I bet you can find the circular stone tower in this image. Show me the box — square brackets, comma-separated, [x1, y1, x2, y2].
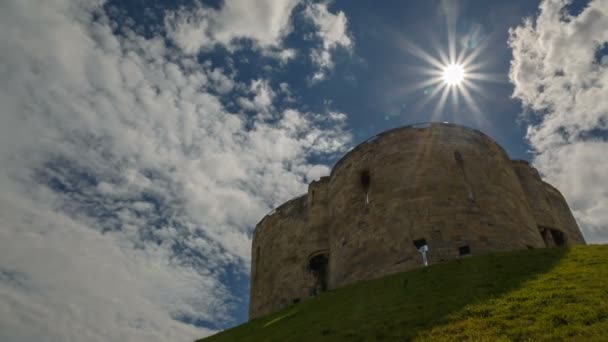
[249, 122, 585, 320]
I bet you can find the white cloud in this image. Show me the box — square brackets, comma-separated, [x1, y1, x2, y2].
[262, 48, 298, 65]
[0, 0, 351, 341]
[237, 79, 276, 113]
[304, 165, 331, 182]
[164, 0, 354, 81]
[165, 0, 300, 55]
[304, 2, 353, 82]
[509, 0, 608, 243]
[207, 67, 236, 94]
[0, 194, 220, 342]
[278, 82, 296, 102]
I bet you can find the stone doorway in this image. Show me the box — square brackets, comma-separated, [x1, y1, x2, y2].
[550, 229, 566, 246]
[308, 252, 329, 294]
[539, 226, 567, 247]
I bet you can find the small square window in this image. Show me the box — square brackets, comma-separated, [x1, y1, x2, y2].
[413, 239, 427, 249]
[458, 245, 471, 256]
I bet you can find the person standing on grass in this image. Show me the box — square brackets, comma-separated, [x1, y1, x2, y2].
[418, 244, 428, 266]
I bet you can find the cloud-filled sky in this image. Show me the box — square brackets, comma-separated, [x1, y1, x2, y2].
[0, 0, 606, 340]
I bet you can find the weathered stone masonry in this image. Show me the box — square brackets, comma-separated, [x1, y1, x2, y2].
[249, 123, 586, 320]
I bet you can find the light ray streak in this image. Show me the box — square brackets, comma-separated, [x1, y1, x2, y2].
[413, 83, 447, 115]
[397, 37, 446, 70]
[460, 83, 481, 115]
[432, 85, 451, 120]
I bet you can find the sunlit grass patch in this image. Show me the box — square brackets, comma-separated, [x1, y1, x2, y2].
[199, 245, 608, 342]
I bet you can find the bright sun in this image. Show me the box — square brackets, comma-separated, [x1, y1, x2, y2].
[442, 63, 465, 86]
[396, 28, 496, 120]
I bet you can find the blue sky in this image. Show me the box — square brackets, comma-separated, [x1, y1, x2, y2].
[0, 0, 607, 341]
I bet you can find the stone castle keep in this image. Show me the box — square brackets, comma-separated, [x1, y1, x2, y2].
[249, 123, 586, 320]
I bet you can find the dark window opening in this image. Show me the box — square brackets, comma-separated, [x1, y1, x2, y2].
[459, 245, 471, 256]
[539, 226, 566, 247]
[308, 254, 329, 293]
[550, 229, 566, 246]
[413, 239, 427, 249]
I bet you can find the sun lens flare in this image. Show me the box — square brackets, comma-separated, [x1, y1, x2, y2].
[395, 24, 498, 121]
[442, 63, 465, 86]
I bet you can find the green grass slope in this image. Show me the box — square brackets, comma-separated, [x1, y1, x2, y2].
[200, 245, 608, 341]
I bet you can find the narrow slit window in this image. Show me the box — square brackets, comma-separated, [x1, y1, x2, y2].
[360, 170, 371, 205]
[454, 151, 464, 168]
[255, 246, 260, 281]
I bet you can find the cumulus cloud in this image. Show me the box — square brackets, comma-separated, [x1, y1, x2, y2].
[165, 0, 300, 55]
[0, 0, 351, 341]
[508, 0, 608, 242]
[164, 0, 354, 79]
[304, 2, 353, 82]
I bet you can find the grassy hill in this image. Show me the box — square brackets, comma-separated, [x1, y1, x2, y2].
[199, 245, 608, 341]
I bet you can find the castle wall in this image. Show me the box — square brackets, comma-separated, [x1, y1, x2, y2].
[249, 178, 331, 320]
[249, 195, 310, 319]
[249, 123, 586, 320]
[511, 161, 585, 244]
[543, 182, 586, 243]
[326, 123, 544, 289]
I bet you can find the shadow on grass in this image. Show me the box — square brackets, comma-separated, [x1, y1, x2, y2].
[199, 247, 569, 342]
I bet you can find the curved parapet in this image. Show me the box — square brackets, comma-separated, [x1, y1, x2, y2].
[327, 123, 543, 288]
[511, 160, 585, 246]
